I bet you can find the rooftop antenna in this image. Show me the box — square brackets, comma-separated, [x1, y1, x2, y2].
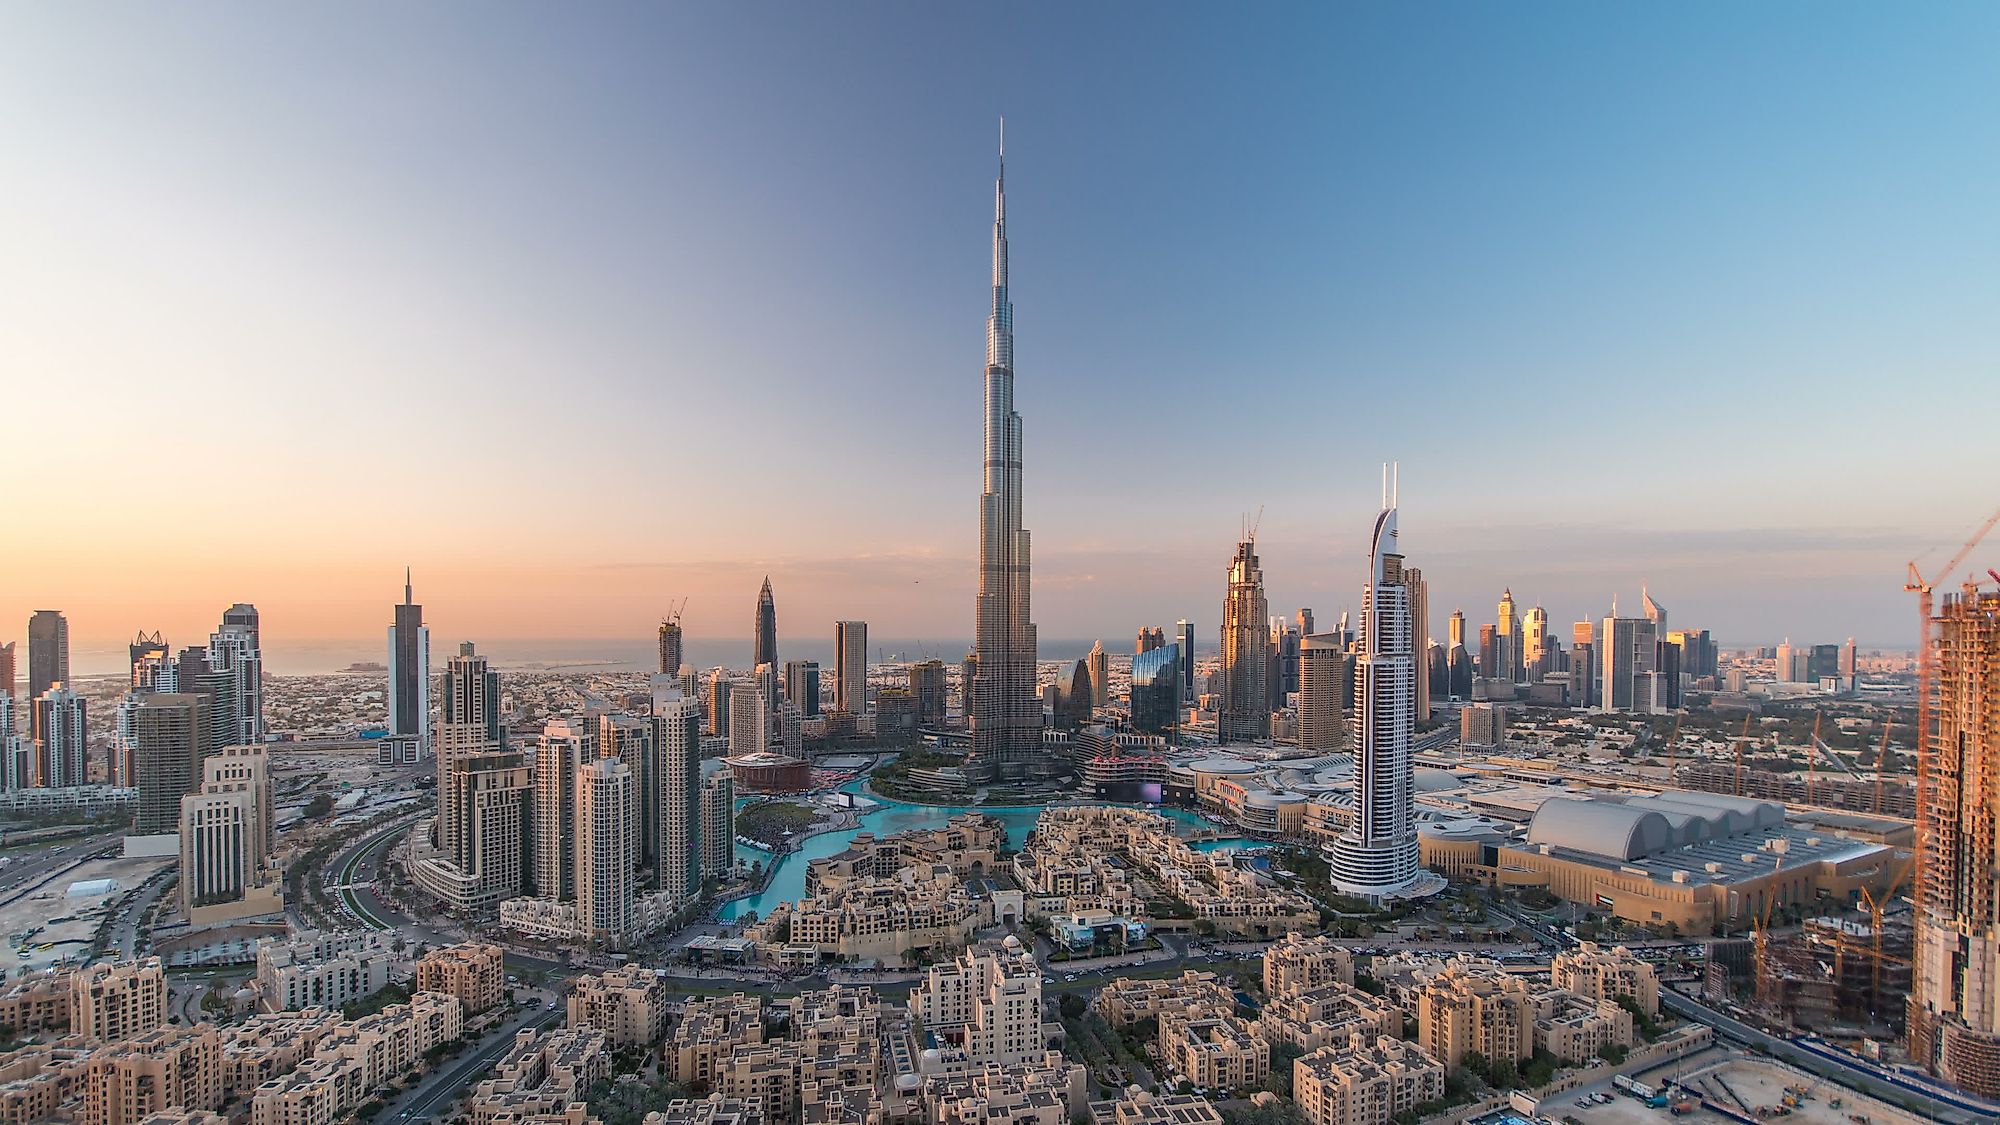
[404, 567, 413, 605]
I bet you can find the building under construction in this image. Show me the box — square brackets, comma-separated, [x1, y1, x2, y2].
[1907, 586, 2000, 1097]
[1756, 914, 1914, 1032]
[1675, 760, 1916, 819]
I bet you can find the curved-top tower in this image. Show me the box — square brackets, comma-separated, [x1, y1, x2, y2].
[1328, 481, 1442, 902]
[968, 121, 1043, 782]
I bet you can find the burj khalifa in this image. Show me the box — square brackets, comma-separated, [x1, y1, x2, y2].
[967, 121, 1045, 782]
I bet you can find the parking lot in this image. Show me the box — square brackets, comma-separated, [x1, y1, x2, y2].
[0, 852, 173, 977]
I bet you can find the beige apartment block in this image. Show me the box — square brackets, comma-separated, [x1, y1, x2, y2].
[1263, 935, 1356, 999]
[1156, 1012, 1269, 1092]
[910, 941, 1046, 1067]
[1534, 993, 1634, 1065]
[567, 966, 671, 1046]
[1092, 971, 1233, 1028]
[462, 1026, 609, 1125]
[1257, 984, 1403, 1052]
[72, 958, 167, 1045]
[922, 1052, 1085, 1125]
[80, 1024, 224, 1125]
[667, 995, 767, 1091]
[1414, 967, 1534, 1068]
[1089, 1092, 1224, 1125]
[417, 942, 509, 1015]
[1293, 1034, 1445, 1125]
[0, 967, 75, 1034]
[1550, 941, 1659, 1016]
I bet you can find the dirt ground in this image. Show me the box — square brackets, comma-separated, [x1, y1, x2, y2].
[1679, 1057, 1929, 1125]
[0, 853, 171, 977]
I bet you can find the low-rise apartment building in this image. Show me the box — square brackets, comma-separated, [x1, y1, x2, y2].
[462, 1026, 609, 1125]
[255, 931, 394, 1013]
[568, 966, 671, 1046]
[1551, 941, 1659, 1016]
[667, 995, 766, 1091]
[1092, 972, 1233, 1028]
[416, 942, 507, 1015]
[1156, 1012, 1268, 1092]
[1256, 984, 1403, 1052]
[1263, 935, 1355, 999]
[73, 958, 167, 1045]
[1292, 1034, 1445, 1125]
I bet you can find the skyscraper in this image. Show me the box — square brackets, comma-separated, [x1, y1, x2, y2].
[1521, 604, 1550, 682]
[0, 641, 13, 699]
[1569, 620, 1597, 709]
[701, 768, 734, 887]
[1218, 536, 1271, 743]
[387, 571, 430, 760]
[132, 694, 215, 836]
[1599, 613, 1661, 713]
[1839, 637, 1858, 693]
[1298, 634, 1352, 752]
[654, 690, 703, 905]
[1496, 590, 1522, 683]
[753, 576, 777, 669]
[1137, 627, 1165, 654]
[599, 713, 651, 870]
[1908, 587, 2000, 1095]
[1130, 644, 1180, 739]
[1405, 568, 1429, 721]
[705, 668, 732, 736]
[32, 686, 86, 789]
[27, 611, 67, 701]
[657, 615, 684, 677]
[178, 744, 275, 919]
[784, 659, 822, 719]
[728, 686, 767, 756]
[575, 756, 635, 945]
[1327, 489, 1432, 902]
[835, 620, 868, 715]
[1448, 609, 1465, 650]
[207, 605, 262, 745]
[1086, 641, 1109, 711]
[1175, 620, 1196, 703]
[911, 660, 948, 727]
[967, 124, 1041, 784]
[437, 642, 504, 860]
[532, 719, 591, 901]
[1642, 587, 1667, 631]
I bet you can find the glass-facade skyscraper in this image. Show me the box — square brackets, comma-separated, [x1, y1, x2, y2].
[1131, 643, 1180, 740]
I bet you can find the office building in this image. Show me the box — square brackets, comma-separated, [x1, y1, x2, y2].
[966, 131, 1042, 784]
[1219, 537, 1271, 743]
[575, 757, 635, 944]
[1569, 620, 1596, 708]
[207, 605, 263, 745]
[0, 640, 13, 699]
[785, 659, 822, 719]
[702, 767, 735, 886]
[1080, 642, 1107, 712]
[1477, 625, 1498, 682]
[1496, 589, 1522, 683]
[658, 616, 684, 677]
[1600, 613, 1661, 713]
[1405, 570, 1429, 720]
[835, 621, 868, 715]
[27, 611, 68, 701]
[532, 719, 591, 902]
[912, 660, 948, 727]
[387, 571, 430, 760]
[1326, 490, 1432, 902]
[1137, 627, 1165, 655]
[1298, 635, 1352, 753]
[132, 694, 215, 836]
[178, 745, 279, 922]
[129, 631, 172, 691]
[1175, 620, 1196, 703]
[754, 577, 777, 669]
[1839, 637, 1858, 692]
[32, 686, 86, 789]
[656, 692, 703, 905]
[1908, 587, 2000, 1095]
[1130, 644, 1179, 740]
[1809, 643, 1842, 683]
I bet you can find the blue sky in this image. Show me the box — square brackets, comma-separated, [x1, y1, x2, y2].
[2, 3, 1995, 663]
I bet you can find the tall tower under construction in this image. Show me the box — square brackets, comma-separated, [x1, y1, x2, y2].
[1908, 585, 2000, 1096]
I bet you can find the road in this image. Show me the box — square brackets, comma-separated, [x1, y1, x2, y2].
[328, 818, 419, 931]
[0, 832, 124, 906]
[107, 871, 175, 959]
[383, 1004, 563, 1122]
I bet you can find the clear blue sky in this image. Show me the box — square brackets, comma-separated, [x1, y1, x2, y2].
[3, 3, 1995, 663]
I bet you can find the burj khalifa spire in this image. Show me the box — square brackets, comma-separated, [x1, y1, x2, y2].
[968, 119, 1042, 782]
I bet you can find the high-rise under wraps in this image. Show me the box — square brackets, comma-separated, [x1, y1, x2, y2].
[1908, 584, 2000, 1097]
[1327, 473, 1443, 903]
[967, 121, 1045, 783]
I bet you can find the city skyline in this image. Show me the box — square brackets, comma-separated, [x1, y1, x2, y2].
[5, 5, 1998, 665]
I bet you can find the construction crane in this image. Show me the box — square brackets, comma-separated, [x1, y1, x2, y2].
[1903, 506, 2000, 942]
[1733, 713, 1754, 797]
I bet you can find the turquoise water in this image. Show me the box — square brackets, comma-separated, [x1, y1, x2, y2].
[718, 782, 1252, 922]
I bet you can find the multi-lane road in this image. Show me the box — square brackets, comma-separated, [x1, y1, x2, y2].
[383, 1005, 563, 1123]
